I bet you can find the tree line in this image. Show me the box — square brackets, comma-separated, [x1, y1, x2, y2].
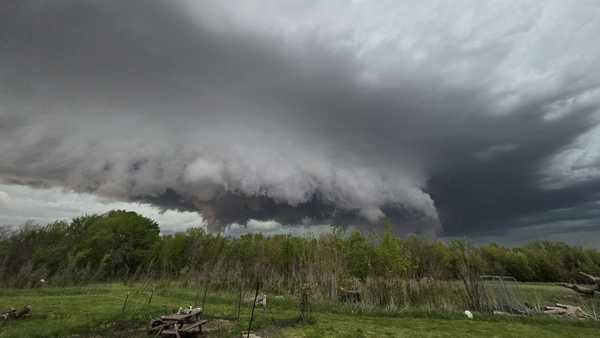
[1, 210, 599, 288]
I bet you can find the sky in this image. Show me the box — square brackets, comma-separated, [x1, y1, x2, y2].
[1, 0, 600, 246]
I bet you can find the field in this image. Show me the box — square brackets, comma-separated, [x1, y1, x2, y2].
[1, 283, 599, 338]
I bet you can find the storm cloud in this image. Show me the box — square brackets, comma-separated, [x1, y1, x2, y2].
[1, 0, 600, 237]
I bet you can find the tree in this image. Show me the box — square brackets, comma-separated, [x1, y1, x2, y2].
[70, 210, 160, 277]
[372, 222, 411, 277]
[344, 230, 372, 281]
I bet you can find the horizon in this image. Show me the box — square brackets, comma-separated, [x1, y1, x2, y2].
[2, 196, 599, 250]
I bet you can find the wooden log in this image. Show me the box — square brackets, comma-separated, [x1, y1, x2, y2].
[180, 319, 208, 333]
[559, 272, 600, 297]
[160, 308, 202, 321]
[559, 283, 597, 296]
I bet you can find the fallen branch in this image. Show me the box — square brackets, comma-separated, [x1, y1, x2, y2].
[558, 272, 600, 297]
[580, 272, 600, 284]
[559, 283, 598, 296]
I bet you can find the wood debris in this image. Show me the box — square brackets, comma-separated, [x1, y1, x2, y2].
[1, 305, 32, 320]
[558, 272, 600, 297]
[543, 303, 593, 319]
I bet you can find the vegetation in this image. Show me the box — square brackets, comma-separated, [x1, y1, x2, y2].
[2, 211, 600, 337]
[1, 210, 599, 290]
[1, 283, 600, 338]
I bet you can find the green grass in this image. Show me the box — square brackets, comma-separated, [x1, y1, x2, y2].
[0, 283, 599, 337]
[280, 313, 600, 338]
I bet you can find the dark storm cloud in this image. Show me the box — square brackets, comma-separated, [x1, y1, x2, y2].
[1, 0, 600, 237]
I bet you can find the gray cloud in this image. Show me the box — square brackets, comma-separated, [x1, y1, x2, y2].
[0, 184, 203, 232]
[1, 0, 600, 238]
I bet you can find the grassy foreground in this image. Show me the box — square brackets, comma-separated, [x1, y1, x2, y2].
[1, 283, 599, 338]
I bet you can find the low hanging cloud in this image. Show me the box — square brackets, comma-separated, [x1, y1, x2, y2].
[1, 0, 600, 237]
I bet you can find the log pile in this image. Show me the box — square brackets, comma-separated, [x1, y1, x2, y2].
[559, 272, 600, 297]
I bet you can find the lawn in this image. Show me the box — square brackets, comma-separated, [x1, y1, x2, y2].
[0, 283, 599, 337]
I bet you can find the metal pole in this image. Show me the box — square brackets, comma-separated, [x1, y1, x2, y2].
[121, 292, 130, 313]
[237, 281, 243, 320]
[201, 278, 209, 310]
[247, 280, 260, 338]
[147, 287, 154, 305]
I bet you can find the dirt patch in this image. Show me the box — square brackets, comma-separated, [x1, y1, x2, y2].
[70, 320, 149, 338]
[254, 328, 286, 338]
[84, 318, 256, 338]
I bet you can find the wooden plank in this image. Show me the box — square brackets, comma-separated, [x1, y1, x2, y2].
[148, 321, 175, 332]
[160, 309, 202, 321]
[180, 319, 208, 332]
[160, 329, 182, 337]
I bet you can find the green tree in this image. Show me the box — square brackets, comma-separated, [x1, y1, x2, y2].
[70, 210, 160, 277]
[344, 230, 372, 281]
[373, 222, 411, 277]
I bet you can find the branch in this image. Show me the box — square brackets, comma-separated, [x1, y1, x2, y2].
[579, 272, 600, 284]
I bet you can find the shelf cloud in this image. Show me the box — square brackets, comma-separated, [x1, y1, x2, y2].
[1, 0, 600, 238]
